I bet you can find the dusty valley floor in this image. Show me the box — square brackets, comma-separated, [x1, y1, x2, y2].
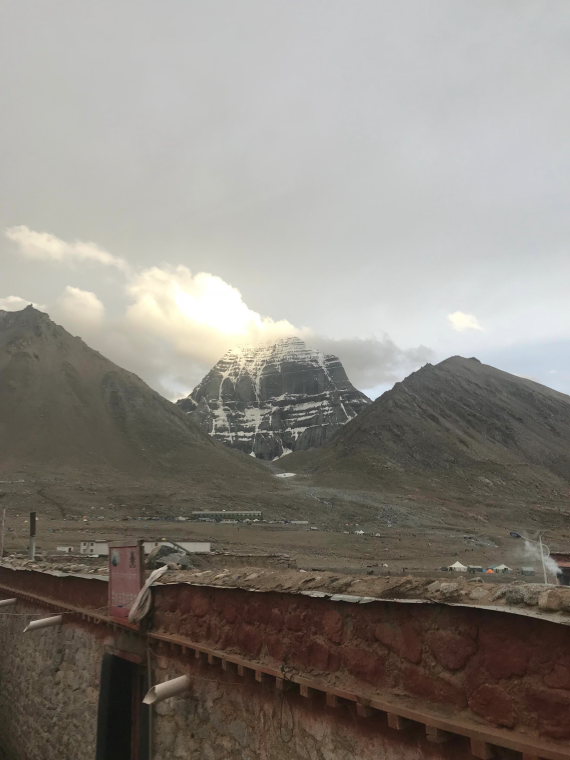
[3, 514, 568, 581]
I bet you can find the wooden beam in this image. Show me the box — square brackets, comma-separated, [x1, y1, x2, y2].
[387, 713, 411, 731]
[426, 726, 450, 744]
[470, 738, 494, 759]
[326, 693, 339, 708]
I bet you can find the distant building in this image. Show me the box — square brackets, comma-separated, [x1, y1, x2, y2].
[80, 541, 109, 557]
[56, 546, 74, 554]
[143, 541, 211, 555]
[191, 510, 262, 522]
[80, 540, 212, 557]
[521, 567, 535, 576]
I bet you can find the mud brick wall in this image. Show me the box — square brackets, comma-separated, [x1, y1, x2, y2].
[0, 599, 107, 760]
[152, 585, 570, 743]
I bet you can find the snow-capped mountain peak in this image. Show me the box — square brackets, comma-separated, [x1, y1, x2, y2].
[177, 337, 370, 459]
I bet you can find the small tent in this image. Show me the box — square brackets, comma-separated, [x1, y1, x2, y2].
[448, 561, 468, 572]
[492, 564, 512, 574]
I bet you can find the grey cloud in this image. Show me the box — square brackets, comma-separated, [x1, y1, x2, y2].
[310, 336, 434, 391]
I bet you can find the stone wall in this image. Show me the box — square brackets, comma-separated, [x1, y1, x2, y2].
[150, 649, 475, 760]
[0, 596, 473, 760]
[0, 599, 106, 760]
[0, 567, 568, 759]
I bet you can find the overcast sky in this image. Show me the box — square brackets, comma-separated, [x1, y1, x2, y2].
[1, 0, 570, 399]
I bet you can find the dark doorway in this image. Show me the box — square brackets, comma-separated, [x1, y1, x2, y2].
[96, 654, 149, 760]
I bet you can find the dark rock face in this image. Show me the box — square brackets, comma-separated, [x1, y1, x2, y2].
[178, 337, 370, 459]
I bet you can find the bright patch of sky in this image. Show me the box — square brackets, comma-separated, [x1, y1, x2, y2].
[1, 1, 570, 397]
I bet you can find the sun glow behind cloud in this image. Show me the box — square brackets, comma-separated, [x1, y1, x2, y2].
[4, 225, 432, 396]
[173, 271, 270, 336]
[125, 265, 303, 359]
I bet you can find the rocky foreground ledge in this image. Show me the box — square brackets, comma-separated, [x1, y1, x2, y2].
[2, 558, 569, 619]
[160, 567, 570, 619]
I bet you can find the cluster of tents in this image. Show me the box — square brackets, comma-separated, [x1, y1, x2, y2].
[446, 561, 522, 574]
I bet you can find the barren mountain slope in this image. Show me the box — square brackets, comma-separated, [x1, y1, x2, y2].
[0, 307, 277, 499]
[283, 357, 570, 504]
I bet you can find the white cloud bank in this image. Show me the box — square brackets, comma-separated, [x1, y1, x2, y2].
[3, 225, 432, 397]
[57, 286, 105, 329]
[126, 265, 304, 366]
[448, 311, 483, 333]
[124, 266, 432, 393]
[6, 225, 129, 272]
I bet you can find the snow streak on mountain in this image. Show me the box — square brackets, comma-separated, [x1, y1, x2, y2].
[178, 337, 371, 459]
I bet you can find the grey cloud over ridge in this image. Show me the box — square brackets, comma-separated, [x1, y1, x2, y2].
[112, 266, 432, 398]
[310, 336, 433, 391]
[0, 295, 45, 311]
[88, 316, 432, 401]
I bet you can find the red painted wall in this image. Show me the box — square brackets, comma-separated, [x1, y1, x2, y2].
[152, 585, 570, 742]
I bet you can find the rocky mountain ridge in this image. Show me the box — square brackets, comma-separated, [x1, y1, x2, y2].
[178, 336, 370, 459]
[283, 356, 570, 507]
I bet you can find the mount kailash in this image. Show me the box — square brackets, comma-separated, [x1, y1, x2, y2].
[177, 337, 370, 459]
